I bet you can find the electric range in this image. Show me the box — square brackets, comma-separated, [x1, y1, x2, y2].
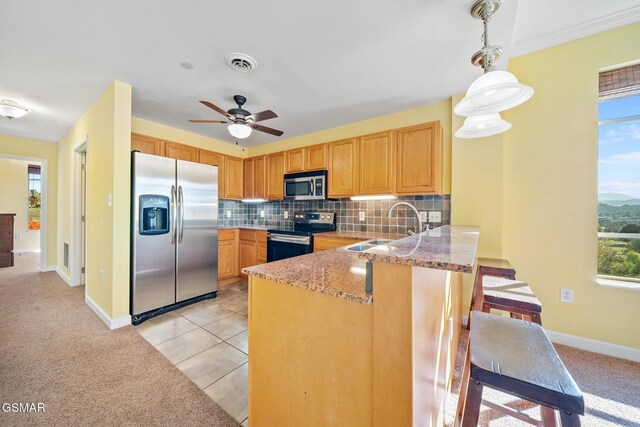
[266, 211, 336, 262]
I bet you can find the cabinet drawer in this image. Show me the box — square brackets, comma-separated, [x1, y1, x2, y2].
[219, 229, 237, 241]
[239, 229, 257, 242]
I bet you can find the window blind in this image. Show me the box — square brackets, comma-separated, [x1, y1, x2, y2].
[599, 64, 640, 100]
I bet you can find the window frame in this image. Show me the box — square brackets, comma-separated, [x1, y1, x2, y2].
[27, 164, 41, 232]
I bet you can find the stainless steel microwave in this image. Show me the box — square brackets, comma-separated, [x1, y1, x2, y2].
[284, 170, 327, 200]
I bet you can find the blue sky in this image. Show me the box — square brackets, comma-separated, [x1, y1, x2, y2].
[598, 94, 640, 198]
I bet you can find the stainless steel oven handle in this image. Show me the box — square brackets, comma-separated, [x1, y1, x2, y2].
[267, 234, 311, 245]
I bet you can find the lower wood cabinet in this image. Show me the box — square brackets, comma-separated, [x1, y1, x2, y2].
[218, 229, 238, 279]
[313, 236, 365, 252]
[232, 229, 267, 278]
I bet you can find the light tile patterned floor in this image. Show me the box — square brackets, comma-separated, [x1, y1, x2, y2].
[135, 279, 250, 425]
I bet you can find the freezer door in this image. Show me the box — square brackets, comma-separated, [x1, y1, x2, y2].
[176, 160, 218, 301]
[131, 152, 177, 315]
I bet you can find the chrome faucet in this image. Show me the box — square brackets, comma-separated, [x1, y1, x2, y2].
[386, 202, 425, 235]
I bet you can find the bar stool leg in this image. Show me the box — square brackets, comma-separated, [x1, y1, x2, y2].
[540, 405, 557, 427]
[461, 380, 483, 427]
[559, 411, 581, 427]
[466, 268, 483, 330]
[455, 341, 471, 426]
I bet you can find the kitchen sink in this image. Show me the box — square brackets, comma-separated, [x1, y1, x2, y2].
[340, 238, 394, 252]
[366, 239, 392, 245]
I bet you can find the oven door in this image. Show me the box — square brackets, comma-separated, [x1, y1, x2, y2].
[284, 177, 315, 200]
[267, 234, 313, 262]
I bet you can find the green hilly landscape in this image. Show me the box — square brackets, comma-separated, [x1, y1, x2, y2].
[597, 193, 640, 279]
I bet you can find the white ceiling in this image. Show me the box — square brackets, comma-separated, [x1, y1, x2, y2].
[1, 0, 639, 147]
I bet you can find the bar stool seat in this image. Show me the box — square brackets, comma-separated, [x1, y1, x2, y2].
[482, 276, 543, 325]
[456, 311, 585, 427]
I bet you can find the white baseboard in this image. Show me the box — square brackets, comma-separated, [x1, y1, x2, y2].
[85, 294, 131, 330]
[13, 249, 41, 254]
[56, 267, 73, 286]
[545, 330, 640, 363]
[42, 265, 56, 272]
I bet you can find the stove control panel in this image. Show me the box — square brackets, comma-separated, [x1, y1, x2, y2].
[293, 211, 335, 224]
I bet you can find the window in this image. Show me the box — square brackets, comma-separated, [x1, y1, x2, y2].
[597, 64, 640, 283]
[27, 165, 41, 230]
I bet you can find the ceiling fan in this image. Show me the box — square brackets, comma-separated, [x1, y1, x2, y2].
[189, 95, 283, 139]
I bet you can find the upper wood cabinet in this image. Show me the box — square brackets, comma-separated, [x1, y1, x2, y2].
[266, 152, 285, 200]
[165, 141, 198, 162]
[328, 138, 358, 198]
[285, 148, 305, 173]
[199, 149, 225, 197]
[254, 155, 267, 199]
[395, 121, 442, 194]
[244, 158, 255, 198]
[224, 156, 244, 200]
[305, 143, 328, 171]
[131, 133, 164, 156]
[359, 131, 395, 195]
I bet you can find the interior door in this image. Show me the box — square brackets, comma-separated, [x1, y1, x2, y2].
[176, 160, 218, 302]
[132, 152, 177, 315]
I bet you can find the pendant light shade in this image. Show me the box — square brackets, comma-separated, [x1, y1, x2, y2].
[0, 99, 31, 120]
[454, 70, 534, 116]
[227, 122, 252, 139]
[455, 113, 511, 139]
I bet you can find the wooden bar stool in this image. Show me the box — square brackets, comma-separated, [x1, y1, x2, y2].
[456, 311, 584, 427]
[482, 276, 543, 326]
[467, 257, 516, 329]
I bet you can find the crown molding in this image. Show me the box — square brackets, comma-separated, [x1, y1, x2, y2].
[512, 6, 640, 57]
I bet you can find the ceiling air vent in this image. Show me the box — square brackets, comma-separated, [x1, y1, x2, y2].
[225, 53, 257, 73]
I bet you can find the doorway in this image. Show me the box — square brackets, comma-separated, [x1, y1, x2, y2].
[72, 142, 87, 287]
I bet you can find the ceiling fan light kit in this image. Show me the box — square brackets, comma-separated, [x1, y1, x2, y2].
[455, 0, 534, 139]
[0, 99, 31, 119]
[228, 122, 252, 139]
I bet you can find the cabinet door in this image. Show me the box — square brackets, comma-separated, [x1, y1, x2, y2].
[224, 156, 244, 200]
[359, 131, 395, 195]
[165, 141, 198, 162]
[305, 144, 327, 171]
[244, 158, 255, 199]
[328, 138, 358, 197]
[218, 239, 238, 279]
[286, 148, 305, 173]
[254, 155, 267, 199]
[266, 152, 285, 200]
[199, 149, 225, 198]
[257, 241, 267, 264]
[131, 133, 164, 156]
[239, 240, 257, 276]
[395, 122, 442, 194]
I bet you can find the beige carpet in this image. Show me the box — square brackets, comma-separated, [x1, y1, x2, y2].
[446, 329, 640, 427]
[0, 254, 239, 427]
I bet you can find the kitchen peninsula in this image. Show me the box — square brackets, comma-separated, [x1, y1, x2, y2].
[243, 225, 479, 426]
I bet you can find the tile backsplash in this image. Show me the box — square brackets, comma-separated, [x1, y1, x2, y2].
[219, 195, 451, 235]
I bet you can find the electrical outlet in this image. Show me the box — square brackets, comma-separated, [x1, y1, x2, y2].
[284, 211, 289, 219]
[419, 211, 428, 222]
[100, 270, 105, 284]
[107, 193, 112, 207]
[260, 210, 265, 218]
[560, 288, 574, 303]
[226, 210, 232, 218]
[15, 233, 22, 240]
[359, 211, 366, 221]
[428, 211, 442, 223]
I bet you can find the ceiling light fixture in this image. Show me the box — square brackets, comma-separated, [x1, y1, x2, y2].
[228, 122, 252, 139]
[454, 0, 533, 138]
[0, 99, 31, 120]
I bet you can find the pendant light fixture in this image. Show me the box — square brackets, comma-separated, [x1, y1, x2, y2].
[454, 0, 533, 138]
[0, 99, 31, 120]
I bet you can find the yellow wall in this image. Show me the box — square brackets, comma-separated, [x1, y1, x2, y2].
[248, 100, 453, 194]
[0, 134, 58, 267]
[0, 159, 40, 252]
[58, 81, 132, 320]
[132, 117, 246, 158]
[453, 23, 640, 349]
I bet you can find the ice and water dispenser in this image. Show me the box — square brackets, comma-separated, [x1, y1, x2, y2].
[139, 195, 170, 235]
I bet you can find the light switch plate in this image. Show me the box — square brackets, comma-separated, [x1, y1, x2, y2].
[419, 211, 428, 222]
[107, 193, 112, 207]
[428, 211, 442, 223]
[226, 210, 232, 218]
[260, 210, 265, 218]
[359, 211, 366, 221]
[284, 211, 289, 219]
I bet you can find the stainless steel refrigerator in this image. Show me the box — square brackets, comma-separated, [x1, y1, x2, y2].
[131, 151, 218, 324]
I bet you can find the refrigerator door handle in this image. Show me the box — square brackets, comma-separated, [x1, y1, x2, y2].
[178, 185, 185, 244]
[170, 185, 177, 245]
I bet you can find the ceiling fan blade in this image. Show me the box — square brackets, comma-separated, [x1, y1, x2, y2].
[249, 123, 284, 137]
[199, 100, 229, 117]
[248, 110, 278, 122]
[189, 119, 228, 123]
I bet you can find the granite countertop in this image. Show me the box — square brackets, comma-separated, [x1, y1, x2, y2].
[317, 230, 407, 241]
[358, 225, 479, 273]
[242, 250, 372, 304]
